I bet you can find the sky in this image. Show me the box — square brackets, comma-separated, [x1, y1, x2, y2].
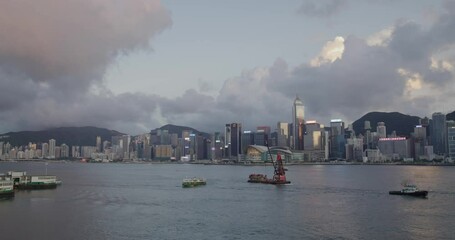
[1, 0, 455, 135]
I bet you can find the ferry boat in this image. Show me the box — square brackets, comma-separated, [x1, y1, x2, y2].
[182, 177, 206, 188]
[389, 184, 428, 197]
[7, 171, 60, 190]
[0, 179, 14, 198]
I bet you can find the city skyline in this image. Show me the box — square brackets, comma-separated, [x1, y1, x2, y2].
[1, 1, 455, 136]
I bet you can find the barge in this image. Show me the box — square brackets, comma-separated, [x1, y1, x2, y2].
[248, 143, 290, 185]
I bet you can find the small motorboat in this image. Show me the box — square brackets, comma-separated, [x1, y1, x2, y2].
[389, 184, 428, 198]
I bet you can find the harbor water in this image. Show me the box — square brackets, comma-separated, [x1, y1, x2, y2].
[0, 162, 454, 239]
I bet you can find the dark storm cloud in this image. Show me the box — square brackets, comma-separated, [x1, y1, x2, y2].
[297, 0, 347, 18]
[0, 0, 172, 134]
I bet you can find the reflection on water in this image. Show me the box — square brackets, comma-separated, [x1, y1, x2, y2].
[0, 162, 454, 239]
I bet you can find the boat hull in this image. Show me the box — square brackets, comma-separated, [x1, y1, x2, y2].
[15, 183, 58, 190]
[182, 182, 206, 188]
[182, 178, 206, 188]
[248, 179, 291, 185]
[389, 190, 428, 197]
[0, 190, 15, 198]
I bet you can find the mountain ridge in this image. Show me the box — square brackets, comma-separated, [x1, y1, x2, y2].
[352, 112, 421, 137]
[151, 124, 210, 138]
[0, 126, 124, 147]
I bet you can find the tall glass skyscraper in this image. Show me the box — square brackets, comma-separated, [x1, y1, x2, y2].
[431, 112, 447, 155]
[292, 96, 305, 150]
[225, 123, 242, 160]
[329, 119, 346, 159]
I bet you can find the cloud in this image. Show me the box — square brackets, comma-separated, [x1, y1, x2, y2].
[180, 5, 455, 130]
[366, 27, 394, 47]
[0, 0, 171, 134]
[297, 0, 348, 18]
[310, 36, 345, 66]
[1, 0, 455, 136]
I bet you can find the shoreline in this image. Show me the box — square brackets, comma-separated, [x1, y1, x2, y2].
[1, 159, 454, 167]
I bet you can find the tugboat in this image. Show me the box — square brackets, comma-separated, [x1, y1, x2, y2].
[389, 184, 428, 198]
[182, 177, 206, 188]
[248, 143, 290, 185]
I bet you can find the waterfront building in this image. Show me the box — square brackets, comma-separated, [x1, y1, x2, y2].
[189, 133, 197, 160]
[160, 130, 171, 145]
[225, 123, 242, 160]
[364, 121, 372, 148]
[61, 144, 69, 158]
[304, 121, 324, 150]
[55, 146, 61, 159]
[81, 146, 97, 158]
[276, 122, 290, 147]
[377, 137, 410, 161]
[42, 143, 49, 159]
[71, 146, 80, 158]
[447, 121, 455, 162]
[254, 130, 267, 146]
[292, 96, 305, 150]
[329, 119, 346, 159]
[363, 149, 384, 163]
[154, 145, 172, 160]
[111, 135, 131, 160]
[49, 139, 56, 159]
[345, 136, 364, 161]
[431, 112, 447, 155]
[181, 130, 191, 158]
[196, 134, 207, 160]
[244, 145, 292, 163]
[96, 136, 102, 153]
[170, 133, 178, 147]
[212, 132, 223, 160]
[257, 126, 271, 136]
[413, 125, 427, 160]
[241, 131, 254, 154]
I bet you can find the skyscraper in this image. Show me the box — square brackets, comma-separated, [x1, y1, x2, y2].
[447, 120, 455, 161]
[96, 136, 102, 153]
[241, 131, 254, 153]
[225, 123, 242, 160]
[276, 122, 290, 147]
[431, 112, 447, 155]
[49, 139, 56, 159]
[329, 119, 346, 159]
[304, 121, 324, 150]
[292, 96, 305, 150]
